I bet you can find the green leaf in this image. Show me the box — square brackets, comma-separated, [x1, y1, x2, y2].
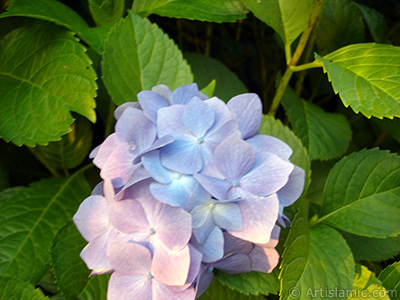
[353, 2, 390, 44]
[260, 115, 311, 196]
[200, 80, 216, 98]
[373, 117, 400, 143]
[0, 22, 97, 147]
[316, 0, 365, 55]
[78, 274, 110, 300]
[341, 232, 400, 261]
[319, 148, 400, 238]
[184, 52, 248, 101]
[0, 170, 91, 283]
[282, 88, 352, 161]
[35, 117, 93, 170]
[88, 0, 125, 26]
[241, 0, 316, 48]
[198, 277, 264, 300]
[215, 268, 279, 296]
[281, 222, 355, 300]
[132, 0, 248, 22]
[0, 275, 47, 299]
[315, 43, 400, 119]
[52, 222, 91, 299]
[0, 0, 109, 53]
[349, 264, 390, 300]
[378, 262, 400, 300]
[102, 12, 193, 105]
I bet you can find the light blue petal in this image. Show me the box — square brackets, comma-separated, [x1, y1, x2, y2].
[190, 204, 212, 228]
[246, 134, 293, 161]
[142, 150, 173, 184]
[182, 97, 215, 138]
[192, 213, 215, 244]
[227, 93, 262, 139]
[194, 227, 224, 263]
[138, 90, 169, 122]
[277, 165, 305, 207]
[150, 176, 196, 208]
[170, 83, 199, 105]
[194, 173, 232, 200]
[160, 137, 202, 174]
[213, 202, 243, 231]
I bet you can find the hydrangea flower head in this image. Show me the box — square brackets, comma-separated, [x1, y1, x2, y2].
[74, 83, 305, 299]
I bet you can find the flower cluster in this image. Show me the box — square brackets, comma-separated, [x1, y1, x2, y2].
[73, 83, 305, 299]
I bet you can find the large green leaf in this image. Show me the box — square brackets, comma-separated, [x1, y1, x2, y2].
[102, 12, 193, 105]
[184, 52, 248, 101]
[259, 115, 311, 197]
[78, 274, 110, 300]
[241, 0, 315, 49]
[198, 277, 264, 300]
[52, 222, 91, 299]
[0, 171, 91, 283]
[316, 0, 365, 55]
[0, 275, 47, 300]
[319, 149, 400, 238]
[282, 88, 351, 161]
[215, 268, 279, 296]
[341, 232, 400, 261]
[316, 43, 400, 119]
[35, 117, 93, 170]
[132, 0, 247, 22]
[353, 2, 390, 44]
[280, 200, 355, 300]
[88, 0, 125, 26]
[0, 0, 109, 53]
[0, 22, 97, 146]
[378, 262, 400, 300]
[349, 264, 390, 300]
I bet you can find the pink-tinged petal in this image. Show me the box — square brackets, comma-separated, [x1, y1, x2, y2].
[108, 241, 152, 275]
[154, 204, 192, 250]
[80, 229, 112, 271]
[73, 195, 109, 242]
[108, 199, 149, 233]
[186, 245, 203, 285]
[229, 194, 279, 244]
[108, 273, 152, 300]
[192, 226, 224, 263]
[153, 280, 195, 300]
[182, 97, 215, 137]
[116, 108, 157, 151]
[114, 102, 141, 119]
[103, 178, 115, 203]
[213, 202, 243, 231]
[246, 134, 293, 160]
[214, 253, 252, 274]
[249, 246, 279, 273]
[241, 152, 294, 196]
[152, 84, 172, 100]
[92, 134, 122, 168]
[133, 135, 175, 164]
[100, 144, 138, 187]
[170, 83, 199, 105]
[264, 225, 281, 248]
[277, 165, 305, 207]
[214, 135, 257, 182]
[227, 93, 262, 139]
[138, 90, 170, 122]
[204, 97, 235, 130]
[160, 137, 202, 174]
[119, 165, 151, 193]
[152, 242, 191, 286]
[194, 173, 232, 200]
[157, 105, 187, 137]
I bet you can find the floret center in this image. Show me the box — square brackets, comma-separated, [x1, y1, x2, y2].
[232, 180, 240, 187]
[196, 136, 204, 144]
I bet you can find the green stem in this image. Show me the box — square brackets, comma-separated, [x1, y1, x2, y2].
[268, 0, 324, 115]
[28, 147, 62, 177]
[289, 60, 323, 72]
